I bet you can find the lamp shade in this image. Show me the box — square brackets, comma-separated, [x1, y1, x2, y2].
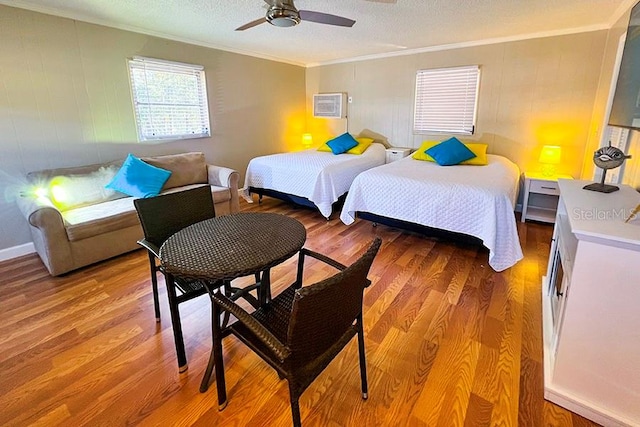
[539, 145, 562, 164]
[302, 133, 313, 147]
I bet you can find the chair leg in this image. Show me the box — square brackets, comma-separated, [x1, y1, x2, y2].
[213, 300, 228, 409]
[356, 314, 368, 400]
[199, 296, 229, 410]
[148, 253, 161, 322]
[165, 273, 188, 373]
[288, 385, 302, 427]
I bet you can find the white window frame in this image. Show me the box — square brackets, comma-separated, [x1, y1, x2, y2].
[413, 65, 480, 135]
[128, 56, 211, 142]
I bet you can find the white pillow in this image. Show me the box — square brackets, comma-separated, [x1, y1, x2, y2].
[49, 166, 120, 211]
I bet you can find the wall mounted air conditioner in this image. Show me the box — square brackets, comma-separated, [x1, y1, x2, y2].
[313, 93, 347, 119]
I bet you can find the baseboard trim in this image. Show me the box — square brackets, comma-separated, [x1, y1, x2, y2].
[0, 242, 36, 262]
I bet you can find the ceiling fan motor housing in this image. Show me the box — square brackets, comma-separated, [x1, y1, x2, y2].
[267, 3, 300, 27]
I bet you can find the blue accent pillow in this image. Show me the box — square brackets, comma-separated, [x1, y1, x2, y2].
[326, 133, 359, 154]
[105, 154, 172, 198]
[426, 137, 477, 166]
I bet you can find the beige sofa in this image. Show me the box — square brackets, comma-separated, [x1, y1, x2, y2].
[17, 152, 239, 276]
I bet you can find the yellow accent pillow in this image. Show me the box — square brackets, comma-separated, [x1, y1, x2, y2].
[412, 141, 439, 161]
[460, 143, 488, 165]
[412, 141, 488, 166]
[318, 137, 374, 155]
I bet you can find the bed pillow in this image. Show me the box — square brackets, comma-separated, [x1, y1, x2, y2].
[412, 141, 439, 161]
[318, 137, 374, 154]
[426, 137, 476, 166]
[105, 153, 172, 198]
[413, 140, 488, 166]
[325, 133, 359, 154]
[346, 137, 374, 154]
[460, 143, 488, 165]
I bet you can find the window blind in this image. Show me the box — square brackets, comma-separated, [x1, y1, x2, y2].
[128, 57, 211, 142]
[413, 65, 480, 135]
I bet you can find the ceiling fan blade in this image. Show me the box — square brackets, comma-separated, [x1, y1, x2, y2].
[236, 17, 268, 31]
[299, 10, 355, 27]
[263, 0, 275, 5]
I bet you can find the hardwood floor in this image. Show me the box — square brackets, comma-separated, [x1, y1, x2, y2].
[0, 198, 601, 426]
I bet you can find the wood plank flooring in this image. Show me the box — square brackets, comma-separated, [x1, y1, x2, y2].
[0, 197, 601, 426]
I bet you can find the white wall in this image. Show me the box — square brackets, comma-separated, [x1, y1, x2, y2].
[0, 5, 306, 251]
[306, 31, 609, 180]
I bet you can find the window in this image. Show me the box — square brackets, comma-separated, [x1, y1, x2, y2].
[413, 65, 480, 135]
[128, 56, 210, 142]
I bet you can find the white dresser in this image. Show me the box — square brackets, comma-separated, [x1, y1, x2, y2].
[543, 179, 640, 426]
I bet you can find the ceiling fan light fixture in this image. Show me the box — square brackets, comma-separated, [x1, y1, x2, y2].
[267, 6, 301, 27]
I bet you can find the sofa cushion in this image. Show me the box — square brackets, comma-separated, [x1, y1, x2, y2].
[62, 184, 230, 241]
[48, 166, 121, 211]
[63, 197, 140, 242]
[142, 152, 208, 190]
[28, 160, 126, 210]
[27, 159, 123, 183]
[161, 184, 231, 204]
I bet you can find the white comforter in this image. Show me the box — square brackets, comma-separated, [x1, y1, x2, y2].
[244, 143, 386, 218]
[340, 154, 523, 271]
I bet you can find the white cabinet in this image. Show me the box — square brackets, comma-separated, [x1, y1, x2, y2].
[543, 179, 640, 426]
[385, 147, 411, 163]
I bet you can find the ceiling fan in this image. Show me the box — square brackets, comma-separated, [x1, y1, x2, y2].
[236, 0, 396, 31]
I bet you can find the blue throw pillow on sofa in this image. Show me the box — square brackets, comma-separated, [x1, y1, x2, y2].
[426, 137, 477, 166]
[105, 153, 171, 198]
[326, 133, 359, 154]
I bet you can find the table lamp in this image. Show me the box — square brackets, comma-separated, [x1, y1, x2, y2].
[302, 133, 313, 148]
[539, 145, 562, 177]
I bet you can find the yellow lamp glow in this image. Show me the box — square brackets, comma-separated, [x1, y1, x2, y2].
[34, 187, 48, 198]
[51, 185, 68, 204]
[539, 145, 562, 177]
[301, 133, 313, 148]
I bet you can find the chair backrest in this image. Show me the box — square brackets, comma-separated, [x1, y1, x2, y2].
[286, 238, 381, 366]
[134, 185, 215, 248]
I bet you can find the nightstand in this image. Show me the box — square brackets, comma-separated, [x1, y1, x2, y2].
[521, 172, 573, 223]
[385, 147, 411, 163]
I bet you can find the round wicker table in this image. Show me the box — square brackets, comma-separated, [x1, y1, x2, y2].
[160, 212, 307, 287]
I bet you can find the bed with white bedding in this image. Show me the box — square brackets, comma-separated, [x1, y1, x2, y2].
[244, 143, 386, 218]
[340, 154, 523, 271]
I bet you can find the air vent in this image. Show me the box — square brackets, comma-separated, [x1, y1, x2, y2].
[313, 93, 347, 119]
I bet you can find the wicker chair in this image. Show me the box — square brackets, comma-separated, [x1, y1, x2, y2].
[134, 185, 220, 373]
[201, 237, 382, 427]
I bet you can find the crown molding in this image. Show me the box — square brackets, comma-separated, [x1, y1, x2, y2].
[608, 0, 638, 27]
[0, 1, 305, 67]
[307, 25, 609, 68]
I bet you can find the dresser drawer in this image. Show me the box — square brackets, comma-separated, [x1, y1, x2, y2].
[530, 180, 560, 195]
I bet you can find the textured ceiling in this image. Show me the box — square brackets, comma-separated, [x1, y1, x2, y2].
[2, 0, 636, 66]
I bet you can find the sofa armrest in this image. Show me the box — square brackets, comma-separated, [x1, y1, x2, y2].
[16, 194, 64, 229]
[16, 194, 73, 275]
[207, 164, 240, 213]
[207, 165, 239, 190]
